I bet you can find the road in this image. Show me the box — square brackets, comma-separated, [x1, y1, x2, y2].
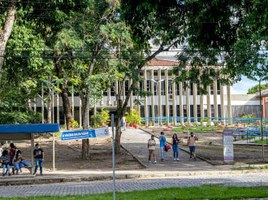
[0, 173, 268, 197]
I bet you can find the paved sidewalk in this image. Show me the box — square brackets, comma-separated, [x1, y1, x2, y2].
[121, 128, 218, 171]
[0, 128, 266, 186]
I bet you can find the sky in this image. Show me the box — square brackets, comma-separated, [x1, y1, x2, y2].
[231, 76, 259, 94]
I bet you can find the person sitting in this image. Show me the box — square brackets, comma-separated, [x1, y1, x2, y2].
[0, 149, 11, 176]
[9, 143, 17, 174]
[14, 150, 31, 175]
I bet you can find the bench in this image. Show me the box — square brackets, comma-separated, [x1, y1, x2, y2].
[1, 164, 33, 175]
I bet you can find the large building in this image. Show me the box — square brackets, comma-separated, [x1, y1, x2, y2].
[35, 59, 262, 126]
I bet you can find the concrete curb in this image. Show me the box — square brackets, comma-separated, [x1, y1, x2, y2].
[1, 169, 268, 186]
[120, 144, 147, 169]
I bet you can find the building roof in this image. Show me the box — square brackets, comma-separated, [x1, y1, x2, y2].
[146, 59, 178, 66]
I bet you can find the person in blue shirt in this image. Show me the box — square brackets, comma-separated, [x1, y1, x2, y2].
[159, 132, 166, 161]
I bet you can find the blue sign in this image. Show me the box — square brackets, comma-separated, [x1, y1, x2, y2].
[61, 129, 95, 141]
[61, 127, 109, 141]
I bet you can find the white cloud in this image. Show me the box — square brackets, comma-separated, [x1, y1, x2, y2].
[231, 77, 258, 94]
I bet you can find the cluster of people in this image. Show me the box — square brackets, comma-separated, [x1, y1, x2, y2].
[0, 143, 30, 176]
[147, 131, 198, 163]
[0, 142, 44, 176]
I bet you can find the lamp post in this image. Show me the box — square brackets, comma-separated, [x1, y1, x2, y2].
[152, 79, 165, 126]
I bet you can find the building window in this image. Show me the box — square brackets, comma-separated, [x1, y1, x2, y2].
[176, 83, 180, 95]
[111, 83, 115, 96]
[146, 80, 151, 92]
[169, 105, 173, 117]
[168, 80, 172, 94]
[210, 84, 213, 95]
[161, 82, 165, 95]
[217, 80, 221, 95]
[190, 83, 193, 95]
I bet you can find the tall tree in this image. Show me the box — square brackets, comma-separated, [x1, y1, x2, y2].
[0, 0, 16, 77]
[110, 0, 187, 153]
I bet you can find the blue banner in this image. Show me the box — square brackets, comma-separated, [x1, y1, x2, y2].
[61, 127, 109, 141]
[61, 129, 95, 141]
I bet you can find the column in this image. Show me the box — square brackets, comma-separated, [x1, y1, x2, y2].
[130, 79, 133, 109]
[158, 68, 162, 125]
[206, 85, 211, 120]
[71, 86, 74, 119]
[143, 70, 148, 126]
[41, 84, 44, 123]
[172, 75, 177, 126]
[52, 91, 55, 123]
[151, 70, 155, 126]
[200, 89, 204, 121]
[115, 80, 119, 106]
[34, 97, 37, 113]
[213, 80, 218, 120]
[193, 83, 197, 122]
[227, 84, 232, 124]
[79, 98, 82, 128]
[186, 83, 190, 123]
[122, 80, 126, 101]
[107, 88, 111, 106]
[56, 85, 60, 124]
[136, 81, 140, 113]
[220, 85, 225, 124]
[165, 69, 169, 125]
[179, 82, 184, 124]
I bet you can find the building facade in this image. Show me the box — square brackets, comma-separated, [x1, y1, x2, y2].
[34, 59, 262, 126]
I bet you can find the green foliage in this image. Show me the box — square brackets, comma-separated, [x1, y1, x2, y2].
[248, 83, 268, 94]
[125, 109, 141, 125]
[242, 114, 256, 119]
[3, 186, 268, 200]
[91, 109, 110, 128]
[201, 117, 209, 122]
[71, 119, 80, 129]
[0, 112, 41, 124]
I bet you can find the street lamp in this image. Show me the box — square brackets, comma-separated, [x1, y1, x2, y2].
[151, 79, 165, 126]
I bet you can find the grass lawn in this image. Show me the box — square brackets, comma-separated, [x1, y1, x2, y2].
[172, 126, 224, 133]
[3, 185, 268, 200]
[254, 139, 268, 145]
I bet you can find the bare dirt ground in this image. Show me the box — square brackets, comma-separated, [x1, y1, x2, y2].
[2, 135, 143, 174]
[3, 128, 268, 174]
[145, 127, 268, 165]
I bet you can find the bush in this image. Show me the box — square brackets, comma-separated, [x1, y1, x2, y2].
[201, 117, 209, 122]
[0, 111, 41, 124]
[92, 109, 110, 128]
[125, 109, 141, 125]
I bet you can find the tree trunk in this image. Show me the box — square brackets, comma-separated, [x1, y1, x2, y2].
[60, 83, 73, 129]
[0, 2, 16, 76]
[115, 113, 122, 154]
[81, 89, 90, 159]
[55, 58, 73, 130]
[46, 93, 52, 124]
[115, 98, 124, 154]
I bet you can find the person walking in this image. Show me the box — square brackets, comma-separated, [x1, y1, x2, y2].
[33, 143, 44, 176]
[187, 132, 198, 160]
[147, 135, 157, 163]
[172, 133, 180, 161]
[159, 132, 166, 162]
[122, 115, 126, 131]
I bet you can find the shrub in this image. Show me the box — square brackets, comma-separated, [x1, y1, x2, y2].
[0, 111, 41, 124]
[125, 108, 141, 125]
[92, 109, 110, 128]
